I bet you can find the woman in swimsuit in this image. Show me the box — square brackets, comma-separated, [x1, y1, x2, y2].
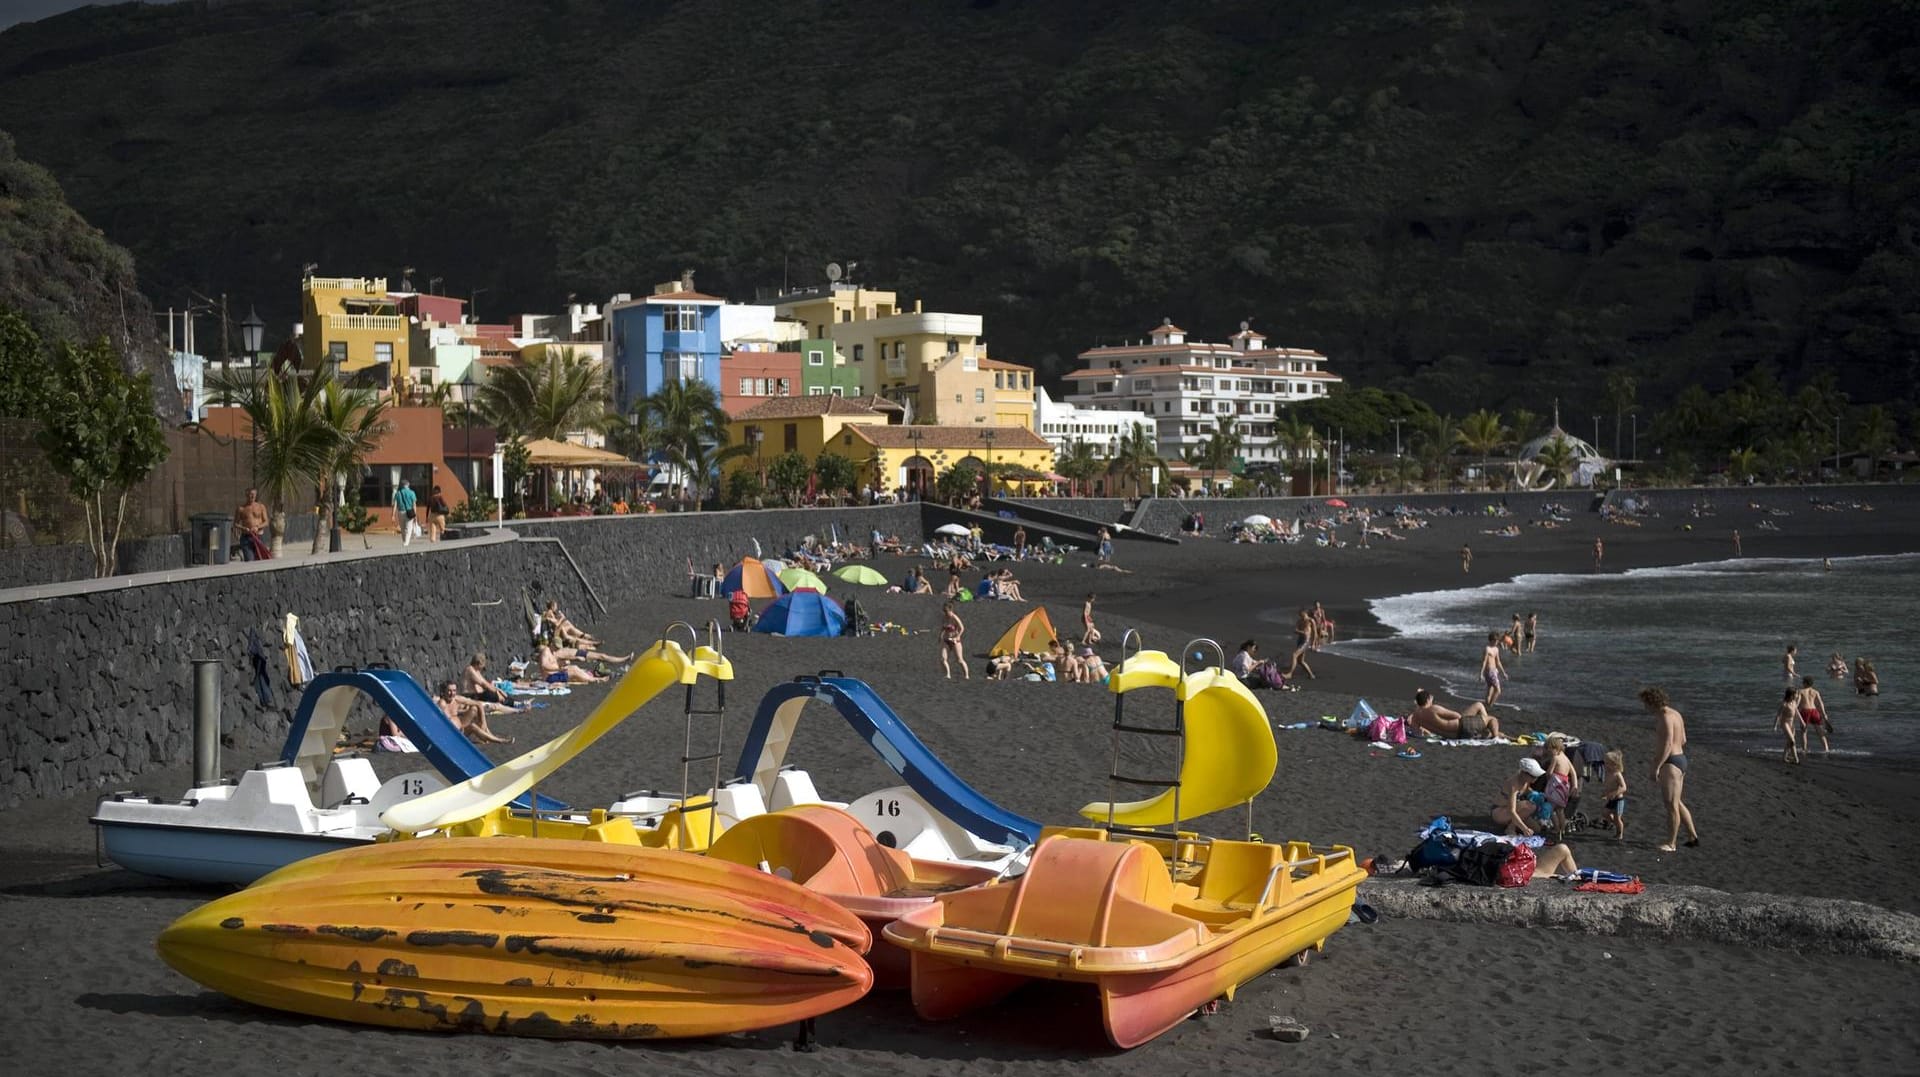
[1285, 608, 1316, 681]
[1081, 593, 1101, 646]
[1796, 676, 1832, 755]
[940, 600, 969, 680]
[1480, 631, 1507, 706]
[1772, 688, 1803, 764]
[1492, 758, 1548, 837]
[1524, 612, 1539, 654]
[1855, 658, 1879, 697]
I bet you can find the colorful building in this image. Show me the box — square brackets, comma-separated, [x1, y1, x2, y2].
[722, 350, 804, 418]
[1034, 388, 1157, 459]
[799, 337, 861, 398]
[724, 395, 893, 479]
[843, 423, 1053, 500]
[1064, 318, 1342, 465]
[300, 276, 410, 388]
[607, 276, 726, 411]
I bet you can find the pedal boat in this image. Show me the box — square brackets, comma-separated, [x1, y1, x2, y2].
[884, 827, 1365, 1048]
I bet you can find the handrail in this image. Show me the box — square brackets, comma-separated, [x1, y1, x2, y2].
[515, 535, 607, 613]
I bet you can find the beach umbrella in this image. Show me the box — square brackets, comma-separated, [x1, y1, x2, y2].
[752, 589, 846, 637]
[760, 557, 787, 574]
[935, 523, 971, 538]
[779, 567, 827, 593]
[721, 557, 785, 599]
[1326, 498, 1349, 508]
[833, 565, 888, 586]
[1241, 514, 1273, 528]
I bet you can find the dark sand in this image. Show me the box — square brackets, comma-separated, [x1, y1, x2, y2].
[5, 495, 1919, 1073]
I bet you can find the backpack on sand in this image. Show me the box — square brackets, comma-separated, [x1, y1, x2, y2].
[1447, 841, 1513, 886]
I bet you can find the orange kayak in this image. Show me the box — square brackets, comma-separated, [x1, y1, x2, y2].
[885, 828, 1363, 1048]
[157, 837, 873, 1039]
[708, 805, 1000, 988]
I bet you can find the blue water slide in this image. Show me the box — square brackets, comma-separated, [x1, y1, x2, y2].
[733, 674, 1040, 847]
[280, 667, 564, 811]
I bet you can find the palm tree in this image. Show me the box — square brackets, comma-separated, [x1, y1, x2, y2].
[1603, 369, 1637, 459]
[477, 347, 609, 441]
[603, 408, 660, 461]
[1412, 412, 1457, 489]
[1727, 446, 1759, 484]
[1535, 435, 1577, 488]
[1110, 425, 1163, 498]
[636, 377, 736, 509]
[1856, 404, 1896, 479]
[1201, 414, 1243, 486]
[1057, 438, 1101, 496]
[1455, 409, 1510, 489]
[208, 367, 332, 555]
[1509, 407, 1540, 445]
[309, 379, 393, 552]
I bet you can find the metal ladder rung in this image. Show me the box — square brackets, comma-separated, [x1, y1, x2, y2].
[685, 709, 727, 718]
[1111, 722, 1182, 736]
[681, 751, 723, 765]
[1109, 773, 1180, 788]
[675, 801, 717, 814]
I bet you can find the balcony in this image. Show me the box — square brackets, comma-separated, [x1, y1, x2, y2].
[307, 276, 387, 294]
[325, 313, 406, 333]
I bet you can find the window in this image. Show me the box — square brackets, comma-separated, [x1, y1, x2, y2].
[780, 423, 796, 452]
[667, 352, 699, 381]
[830, 386, 844, 396]
[808, 386, 825, 395]
[776, 378, 791, 396]
[1132, 378, 1152, 391]
[840, 310, 852, 323]
[807, 348, 824, 366]
[852, 344, 864, 362]
[665, 305, 700, 332]
[328, 341, 348, 365]
[372, 341, 394, 367]
[739, 377, 753, 396]
[416, 368, 434, 386]
[994, 372, 1004, 389]
[1021, 373, 1030, 389]
[947, 338, 960, 354]
[974, 388, 986, 404]
[962, 353, 977, 371]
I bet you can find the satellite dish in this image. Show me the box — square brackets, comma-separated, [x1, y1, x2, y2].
[1238, 320, 1250, 332]
[825, 262, 843, 282]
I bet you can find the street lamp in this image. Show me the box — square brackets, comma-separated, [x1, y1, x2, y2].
[906, 427, 925, 500]
[747, 425, 764, 481]
[1630, 412, 1638, 462]
[240, 306, 267, 486]
[460, 367, 477, 501]
[979, 428, 998, 500]
[1390, 418, 1405, 494]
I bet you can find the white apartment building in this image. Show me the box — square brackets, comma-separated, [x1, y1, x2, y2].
[1033, 389, 1156, 458]
[1063, 318, 1341, 463]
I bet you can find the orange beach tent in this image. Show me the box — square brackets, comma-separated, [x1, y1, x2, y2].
[990, 608, 1059, 657]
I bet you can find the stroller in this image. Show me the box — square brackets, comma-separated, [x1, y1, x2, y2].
[841, 596, 872, 638]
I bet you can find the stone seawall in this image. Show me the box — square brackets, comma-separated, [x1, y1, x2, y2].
[493, 503, 925, 601]
[0, 534, 594, 809]
[0, 534, 188, 591]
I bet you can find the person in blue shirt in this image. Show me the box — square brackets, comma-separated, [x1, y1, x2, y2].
[393, 480, 419, 545]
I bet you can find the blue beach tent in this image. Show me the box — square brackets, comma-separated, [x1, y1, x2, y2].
[753, 589, 846, 637]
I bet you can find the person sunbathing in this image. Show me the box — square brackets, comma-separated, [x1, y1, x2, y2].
[436, 681, 514, 744]
[994, 568, 1026, 601]
[460, 653, 520, 707]
[535, 642, 604, 684]
[542, 600, 599, 647]
[1407, 689, 1503, 739]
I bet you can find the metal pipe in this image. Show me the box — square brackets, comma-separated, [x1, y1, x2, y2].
[192, 658, 222, 786]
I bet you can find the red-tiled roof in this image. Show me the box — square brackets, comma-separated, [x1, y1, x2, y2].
[1149, 323, 1187, 335]
[847, 425, 1049, 451]
[977, 357, 1034, 371]
[733, 395, 885, 421]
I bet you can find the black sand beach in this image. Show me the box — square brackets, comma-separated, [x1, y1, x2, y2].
[4, 495, 1918, 1073]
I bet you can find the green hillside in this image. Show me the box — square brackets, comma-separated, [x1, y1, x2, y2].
[0, 0, 1914, 417]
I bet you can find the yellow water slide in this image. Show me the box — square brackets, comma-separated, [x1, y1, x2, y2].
[380, 637, 733, 835]
[1077, 648, 1276, 826]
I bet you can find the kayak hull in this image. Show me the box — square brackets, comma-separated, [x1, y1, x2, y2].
[157, 837, 873, 1039]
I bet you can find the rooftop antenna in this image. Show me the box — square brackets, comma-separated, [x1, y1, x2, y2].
[429, 276, 443, 295]
[400, 266, 415, 291]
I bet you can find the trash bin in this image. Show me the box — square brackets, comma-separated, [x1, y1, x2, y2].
[189, 512, 231, 566]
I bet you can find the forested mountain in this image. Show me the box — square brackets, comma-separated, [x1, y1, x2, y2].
[0, 131, 178, 420]
[1, 0, 1914, 417]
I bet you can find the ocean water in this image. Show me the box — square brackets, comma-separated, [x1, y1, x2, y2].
[1331, 554, 1918, 761]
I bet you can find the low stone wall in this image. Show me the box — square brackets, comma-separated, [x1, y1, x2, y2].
[0, 533, 594, 809]
[0, 534, 188, 591]
[492, 503, 925, 601]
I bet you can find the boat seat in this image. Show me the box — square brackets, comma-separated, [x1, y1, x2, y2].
[708, 805, 914, 897]
[319, 758, 382, 807]
[1182, 839, 1286, 911]
[770, 769, 825, 810]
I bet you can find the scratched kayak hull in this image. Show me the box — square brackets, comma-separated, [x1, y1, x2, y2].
[156, 837, 873, 1039]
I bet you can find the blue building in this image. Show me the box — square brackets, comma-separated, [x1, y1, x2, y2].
[607, 279, 726, 412]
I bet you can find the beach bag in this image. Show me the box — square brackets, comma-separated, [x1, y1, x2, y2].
[1255, 660, 1288, 690]
[1406, 834, 1458, 871]
[1448, 841, 1513, 886]
[1497, 844, 1537, 888]
[1542, 773, 1573, 810]
[1366, 715, 1408, 745]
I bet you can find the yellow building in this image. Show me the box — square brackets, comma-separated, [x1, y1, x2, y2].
[726, 394, 893, 480]
[771, 281, 1036, 427]
[300, 276, 410, 387]
[844, 423, 1053, 499]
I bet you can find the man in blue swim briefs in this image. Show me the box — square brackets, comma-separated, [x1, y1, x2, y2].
[1642, 686, 1699, 853]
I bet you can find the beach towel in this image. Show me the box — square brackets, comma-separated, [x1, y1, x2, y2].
[245, 628, 273, 706]
[1569, 868, 1638, 885]
[1425, 737, 1512, 747]
[377, 734, 419, 753]
[1574, 878, 1645, 894]
[282, 612, 313, 686]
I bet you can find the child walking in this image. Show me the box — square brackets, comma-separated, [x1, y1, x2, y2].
[1598, 750, 1628, 841]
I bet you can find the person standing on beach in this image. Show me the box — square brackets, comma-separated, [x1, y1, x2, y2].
[1524, 611, 1539, 654]
[1480, 631, 1508, 706]
[1733, 529, 1742, 556]
[1507, 612, 1525, 656]
[1081, 593, 1101, 646]
[940, 600, 969, 680]
[1012, 525, 1027, 560]
[1460, 544, 1473, 574]
[1796, 676, 1833, 755]
[1285, 608, 1317, 681]
[1593, 537, 1604, 569]
[1772, 688, 1803, 764]
[1097, 526, 1114, 564]
[1783, 644, 1798, 688]
[233, 487, 269, 560]
[1642, 686, 1699, 853]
